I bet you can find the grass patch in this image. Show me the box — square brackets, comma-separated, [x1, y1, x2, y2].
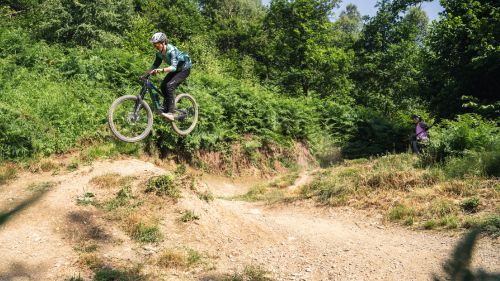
[65, 274, 84, 281]
[39, 160, 59, 172]
[197, 190, 214, 203]
[440, 179, 484, 197]
[175, 164, 187, 175]
[28, 159, 60, 173]
[74, 242, 99, 253]
[0, 164, 17, 185]
[428, 199, 458, 218]
[77, 192, 97, 206]
[419, 199, 460, 230]
[388, 204, 415, 222]
[78, 253, 103, 270]
[463, 214, 500, 237]
[460, 197, 480, 213]
[302, 153, 499, 234]
[225, 265, 273, 281]
[67, 158, 80, 171]
[26, 181, 56, 192]
[269, 171, 300, 189]
[480, 215, 500, 236]
[93, 265, 147, 281]
[236, 184, 286, 203]
[128, 222, 163, 242]
[157, 248, 202, 269]
[105, 185, 133, 211]
[157, 249, 188, 268]
[237, 185, 266, 202]
[423, 220, 437, 230]
[300, 171, 353, 206]
[187, 249, 202, 265]
[179, 210, 200, 222]
[89, 173, 127, 189]
[145, 174, 181, 198]
[437, 215, 460, 229]
[80, 142, 141, 163]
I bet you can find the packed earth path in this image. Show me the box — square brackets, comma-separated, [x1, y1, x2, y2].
[0, 158, 498, 281]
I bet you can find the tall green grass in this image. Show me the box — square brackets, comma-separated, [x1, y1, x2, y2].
[421, 114, 500, 178]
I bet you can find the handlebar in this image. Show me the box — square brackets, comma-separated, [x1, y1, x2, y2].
[139, 73, 151, 82]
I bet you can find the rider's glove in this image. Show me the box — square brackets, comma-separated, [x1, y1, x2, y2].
[151, 68, 163, 75]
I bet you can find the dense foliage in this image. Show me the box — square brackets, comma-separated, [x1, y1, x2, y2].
[424, 0, 500, 118]
[422, 114, 500, 178]
[0, 0, 498, 168]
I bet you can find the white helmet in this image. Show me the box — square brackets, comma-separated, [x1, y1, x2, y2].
[150, 32, 167, 43]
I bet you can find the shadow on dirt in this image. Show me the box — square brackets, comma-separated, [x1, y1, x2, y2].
[433, 228, 500, 281]
[0, 261, 34, 280]
[93, 266, 148, 281]
[0, 190, 47, 227]
[66, 210, 111, 241]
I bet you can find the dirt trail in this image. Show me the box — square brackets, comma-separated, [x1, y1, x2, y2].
[0, 159, 498, 281]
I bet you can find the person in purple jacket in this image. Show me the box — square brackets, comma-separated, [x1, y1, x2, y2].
[411, 114, 430, 154]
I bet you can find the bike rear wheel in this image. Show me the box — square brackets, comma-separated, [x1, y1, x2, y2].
[108, 95, 153, 142]
[171, 93, 198, 136]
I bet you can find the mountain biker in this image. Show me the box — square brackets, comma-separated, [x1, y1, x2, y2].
[147, 32, 192, 121]
[411, 114, 430, 154]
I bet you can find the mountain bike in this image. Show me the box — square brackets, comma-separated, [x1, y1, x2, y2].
[108, 74, 198, 142]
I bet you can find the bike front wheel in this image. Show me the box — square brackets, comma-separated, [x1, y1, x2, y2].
[171, 93, 198, 136]
[108, 95, 153, 142]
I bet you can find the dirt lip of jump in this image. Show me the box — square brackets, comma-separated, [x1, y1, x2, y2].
[0, 158, 498, 281]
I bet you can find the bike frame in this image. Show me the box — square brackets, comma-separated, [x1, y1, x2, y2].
[138, 77, 162, 112]
[133, 75, 188, 121]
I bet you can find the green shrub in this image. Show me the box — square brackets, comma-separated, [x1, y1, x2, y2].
[131, 222, 162, 242]
[423, 219, 436, 230]
[423, 114, 499, 178]
[388, 204, 415, 221]
[341, 108, 409, 159]
[29, 0, 133, 47]
[444, 148, 500, 178]
[1, 25, 344, 165]
[463, 215, 500, 237]
[460, 197, 480, 213]
[179, 210, 200, 222]
[187, 249, 202, 265]
[145, 175, 180, 198]
[437, 215, 460, 229]
[105, 186, 132, 211]
[27, 181, 56, 192]
[481, 215, 500, 237]
[174, 164, 187, 175]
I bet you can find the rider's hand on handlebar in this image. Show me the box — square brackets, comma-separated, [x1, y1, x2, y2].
[150, 68, 162, 75]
